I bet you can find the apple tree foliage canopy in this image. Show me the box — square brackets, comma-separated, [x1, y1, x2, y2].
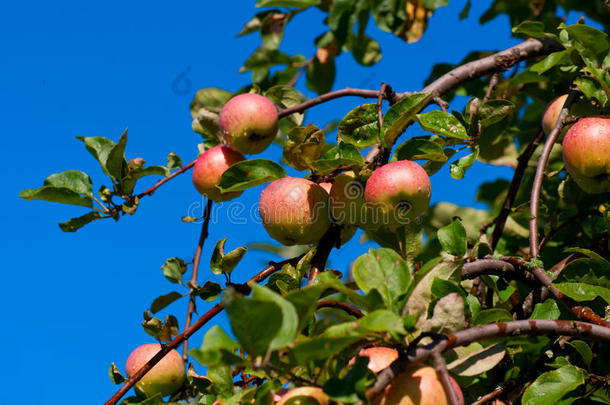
[20, 0, 610, 404]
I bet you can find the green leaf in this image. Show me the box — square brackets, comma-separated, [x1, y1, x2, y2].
[190, 325, 242, 368]
[218, 159, 286, 192]
[563, 247, 608, 263]
[574, 76, 608, 107]
[478, 100, 514, 127]
[521, 365, 586, 405]
[59, 211, 105, 232]
[283, 124, 325, 170]
[555, 259, 610, 304]
[20, 186, 93, 208]
[350, 34, 382, 66]
[195, 281, 222, 302]
[512, 20, 557, 39]
[289, 336, 359, 364]
[530, 299, 561, 320]
[76, 135, 117, 177]
[260, 11, 287, 50]
[190, 88, 232, 116]
[210, 239, 248, 276]
[471, 308, 513, 326]
[265, 85, 306, 127]
[313, 142, 364, 174]
[566, 340, 593, 369]
[530, 50, 572, 74]
[449, 147, 479, 179]
[120, 165, 169, 195]
[422, 0, 449, 10]
[284, 284, 328, 331]
[431, 278, 466, 299]
[424, 293, 465, 334]
[565, 24, 610, 67]
[338, 103, 380, 148]
[250, 283, 298, 351]
[417, 110, 468, 139]
[106, 129, 128, 180]
[382, 93, 430, 146]
[108, 363, 126, 385]
[256, 0, 320, 8]
[222, 288, 283, 357]
[323, 356, 369, 403]
[437, 219, 467, 257]
[392, 137, 446, 162]
[352, 248, 411, 313]
[150, 291, 183, 314]
[44, 170, 94, 197]
[306, 57, 335, 95]
[167, 152, 182, 170]
[446, 343, 505, 377]
[161, 257, 187, 284]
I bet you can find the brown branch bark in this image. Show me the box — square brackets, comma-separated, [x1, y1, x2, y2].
[529, 90, 580, 258]
[317, 300, 364, 318]
[367, 319, 610, 400]
[136, 159, 196, 199]
[471, 386, 506, 405]
[461, 259, 534, 283]
[104, 255, 301, 405]
[182, 199, 213, 361]
[307, 224, 341, 285]
[431, 351, 461, 405]
[482, 128, 545, 251]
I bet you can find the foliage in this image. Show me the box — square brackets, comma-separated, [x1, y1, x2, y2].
[20, 1, 610, 405]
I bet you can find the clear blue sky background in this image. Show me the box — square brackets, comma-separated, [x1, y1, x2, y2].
[0, 1, 587, 403]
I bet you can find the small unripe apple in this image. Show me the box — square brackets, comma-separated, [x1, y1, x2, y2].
[192, 145, 245, 202]
[562, 117, 610, 194]
[259, 177, 331, 245]
[277, 387, 330, 405]
[219, 93, 279, 155]
[329, 171, 368, 228]
[348, 347, 398, 373]
[125, 343, 186, 398]
[364, 160, 431, 230]
[375, 366, 463, 405]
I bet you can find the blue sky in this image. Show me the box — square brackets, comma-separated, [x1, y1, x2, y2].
[0, 1, 587, 403]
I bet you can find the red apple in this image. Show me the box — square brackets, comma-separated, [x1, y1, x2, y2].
[375, 366, 463, 405]
[125, 343, 186, 398]
[542, 94, 568, 136]
[562, 117, 610, 194]
[364, 160, 431, 230]
[192, 145, 245, 202]
[319, 182, 333, 194]
[277, 387, 330, 405]
[349, 347, 399, 373]
[259, 177, 331, 245]
[219, 93, 279, 155]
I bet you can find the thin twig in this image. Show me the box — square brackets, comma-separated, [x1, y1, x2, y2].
[481, 128, 545, 251]
[529, 90, 579, 258]
[377, 83, 388, 132]
[137, 160, 196, 199]
[482, 73, 500, 105]
[104, 255, 301, 405]
[317, 300, 364, 318]
[471, 386, 506, 405]
[182, 199, 213, 361]
[431, 351, 460, 405]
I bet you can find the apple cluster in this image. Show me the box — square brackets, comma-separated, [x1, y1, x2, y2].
[192, 93, 432, 247]
[542, 95, 610, 194]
